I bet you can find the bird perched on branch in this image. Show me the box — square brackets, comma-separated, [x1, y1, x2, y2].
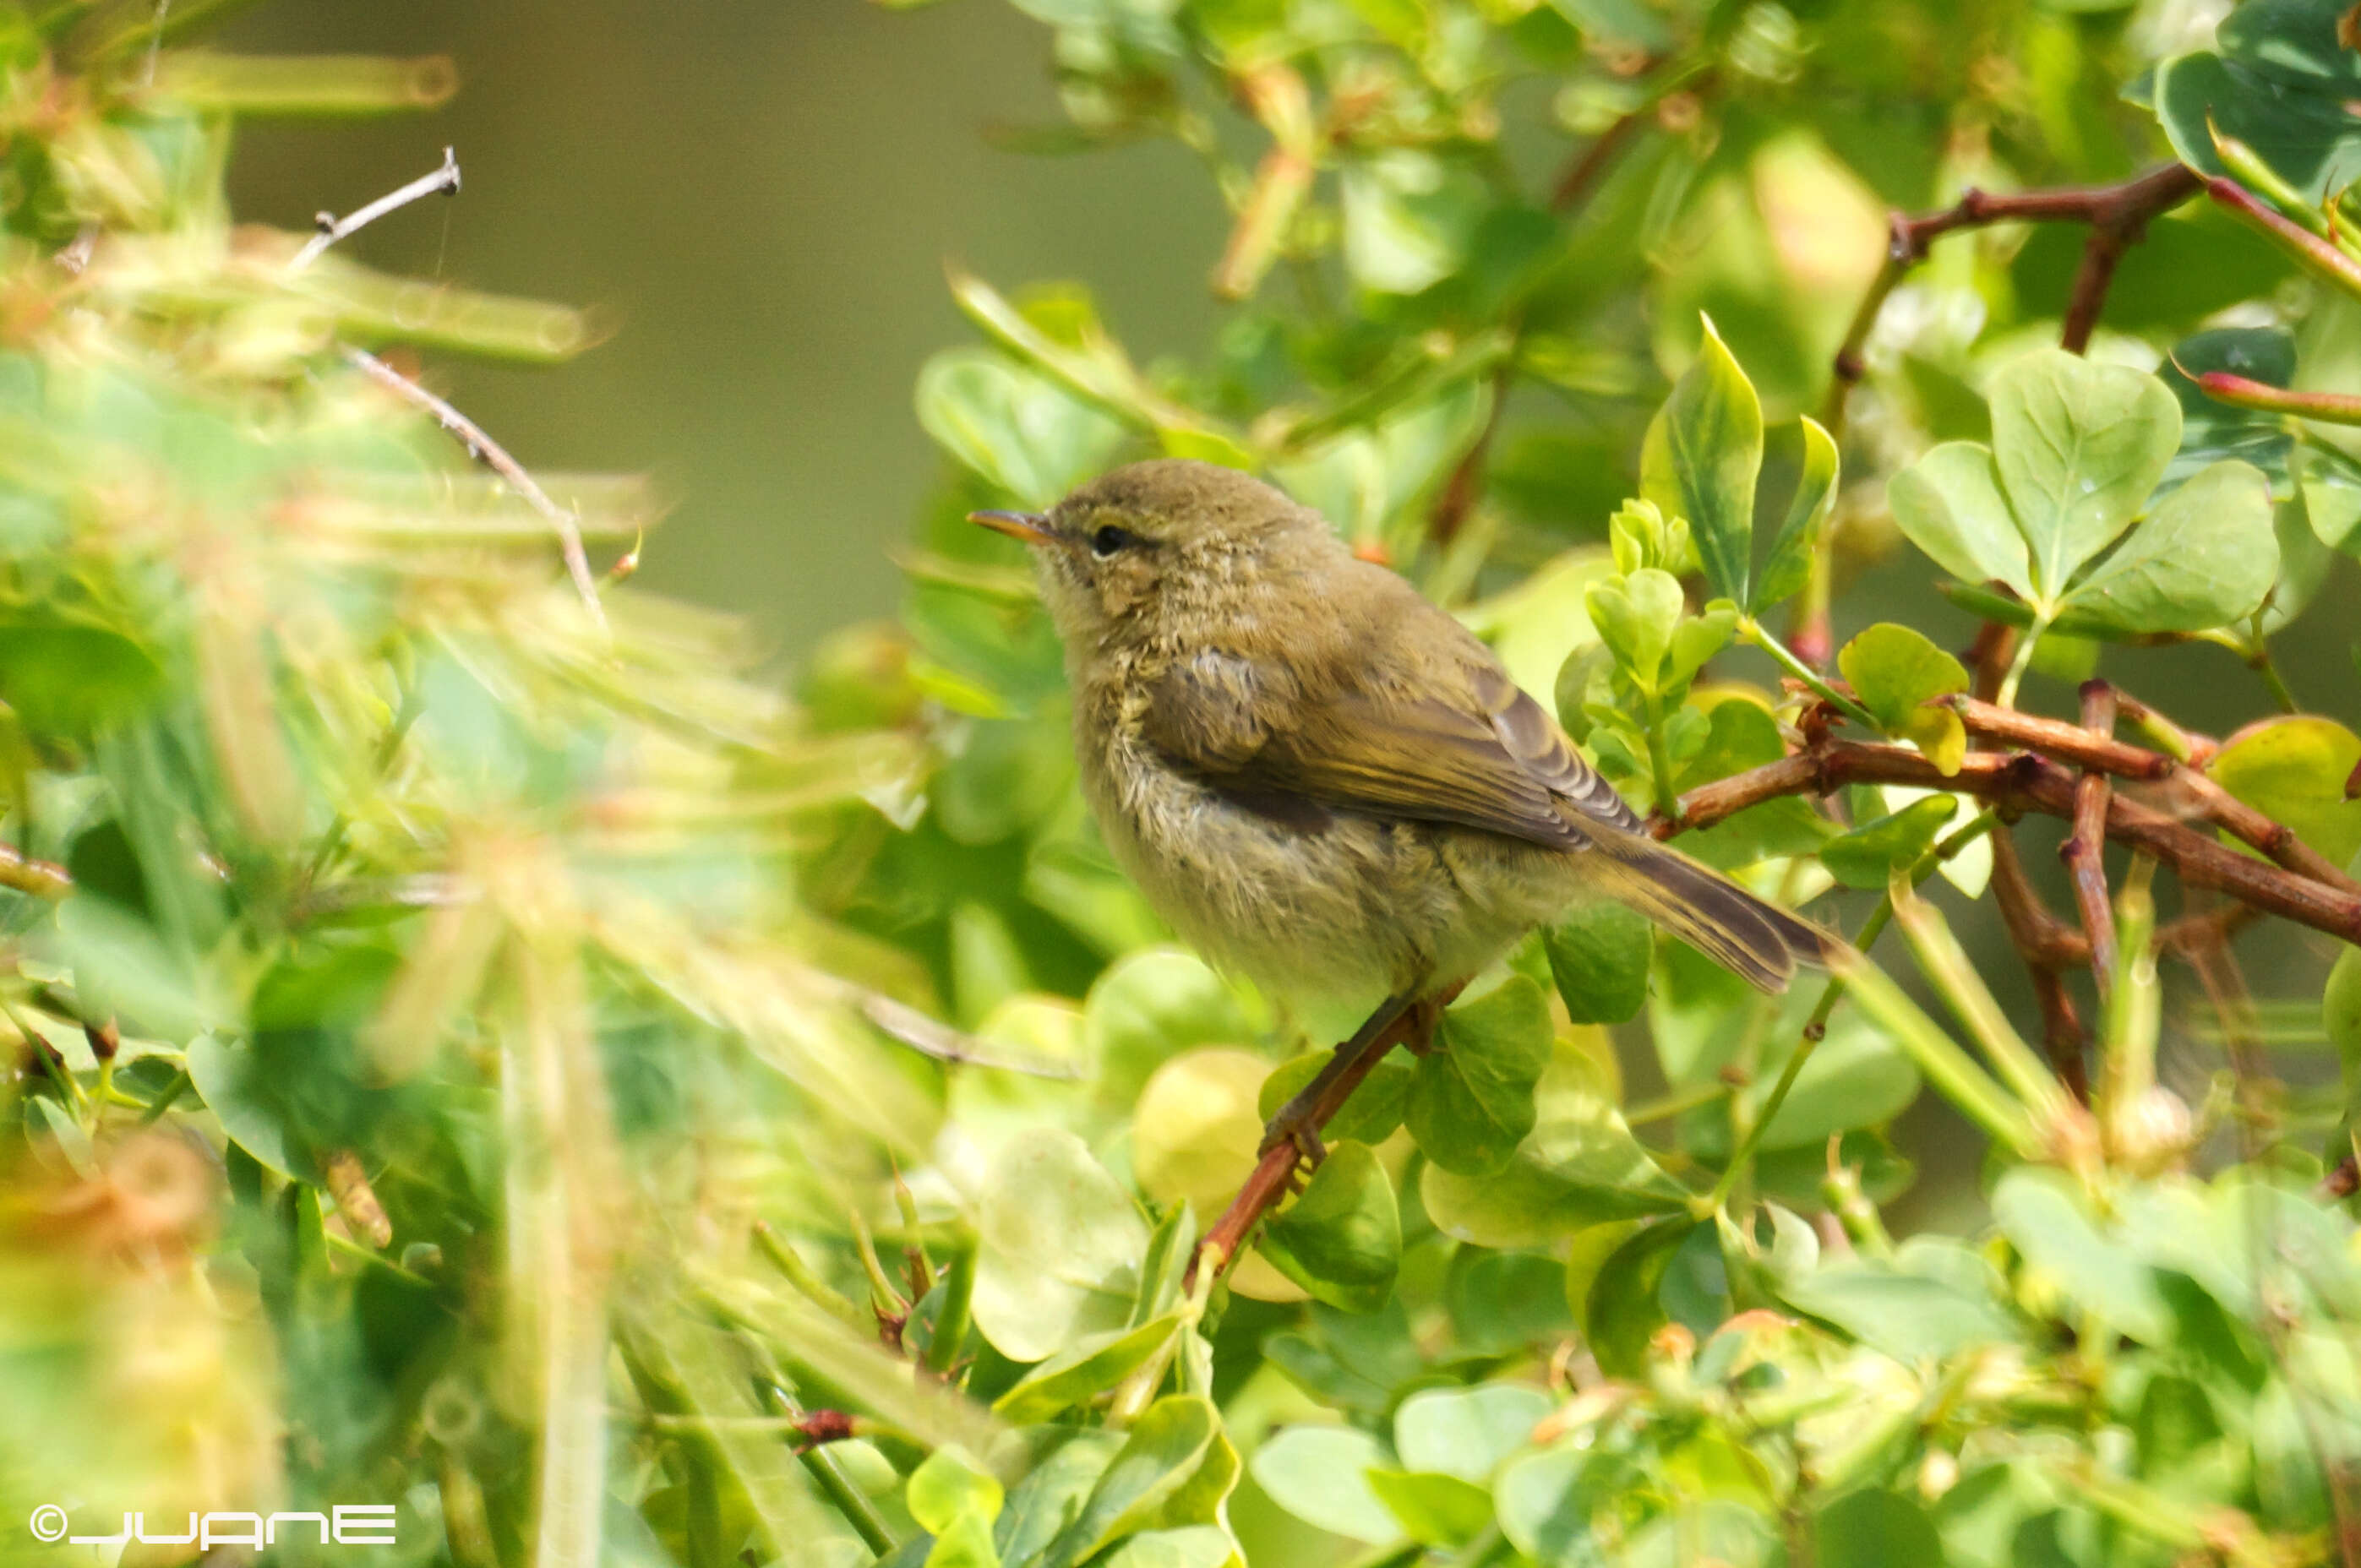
[973, 459, 1829, 1155]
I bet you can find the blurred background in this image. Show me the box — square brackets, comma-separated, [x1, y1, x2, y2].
[220, 0, 1229, 659]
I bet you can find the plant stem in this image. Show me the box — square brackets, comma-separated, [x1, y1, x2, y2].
[1699, 812, 1996, 1215]
[761, 1382, 897, 1558]
[1645, 692, 1682, 821]
[1741, 616, 1879, 729]
[1993, 615, 2045, 709]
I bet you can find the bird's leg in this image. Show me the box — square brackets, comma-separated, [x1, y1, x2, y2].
[1257, 990, 1422, 1167]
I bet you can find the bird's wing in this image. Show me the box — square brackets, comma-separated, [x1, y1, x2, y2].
[1140, 630, 1641, 846]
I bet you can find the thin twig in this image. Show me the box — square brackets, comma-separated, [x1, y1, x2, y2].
[1824, 162, 2200, 428]
[344, 348, 608, 629]
[2063, 680, 2120, 995]
[1659, 738, 2361, 947]
[288, 147, 461, 274]
[1944, 691, 2361, 895]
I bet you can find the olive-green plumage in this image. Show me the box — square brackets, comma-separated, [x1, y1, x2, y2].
[973, 459, 1829, 1012]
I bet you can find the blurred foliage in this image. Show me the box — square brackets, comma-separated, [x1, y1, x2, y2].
[10, 1, 2361, 1567]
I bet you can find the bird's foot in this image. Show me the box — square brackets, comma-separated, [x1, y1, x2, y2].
[1257, 1110, 1328, 1171]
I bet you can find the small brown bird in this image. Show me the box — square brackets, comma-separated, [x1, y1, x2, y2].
[974, 460, 1827, 1146]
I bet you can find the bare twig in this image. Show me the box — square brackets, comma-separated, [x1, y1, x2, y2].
[1824, 162, 2201, 427]
[2063, 680, 2120, 995]
[344, 348, 608, 629]
[288, 146, 461, 274]
[1944, 691, 2361, 896]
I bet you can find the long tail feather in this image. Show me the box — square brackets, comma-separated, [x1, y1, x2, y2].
[1585, 833, 1833, 994]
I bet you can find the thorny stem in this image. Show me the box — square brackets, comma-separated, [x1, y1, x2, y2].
[343, 348, 608, 629]
[286, 145, 461, 272]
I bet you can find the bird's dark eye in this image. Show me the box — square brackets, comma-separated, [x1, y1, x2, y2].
[1091, 524, 1138, 559]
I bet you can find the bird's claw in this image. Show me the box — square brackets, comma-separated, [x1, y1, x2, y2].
[1258, 1116, 1327, 1171]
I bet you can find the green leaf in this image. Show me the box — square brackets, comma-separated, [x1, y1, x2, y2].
[1247, 1426, 1401, 1545]
[1394, 1385, 1552, 1483]
[1753, 415, 1839, 611]
[1406, 973, 1555, 1177]
[1819, 794, 1959, 890]
[2206, 716, 2361, 868]
[2163, 327, 2297, 493]
[1460, 547, 1613, 705]
[1130, 1046, 1266, 1226]
[1495, 1446, 1649, 1567]
[914, 348, 1127, 509]
[1258, 1052, 1412, 1146]
[1584, 1216, 1700, 1377]
[2327, 947, 2361, 1105]
[2154, 0, 2361, 202]
[1364, 1471, 1494, 1549]
[1777, 1262, 2017, 1362]
[1664, 602, 1737, 692]
[925, 1511, 1003, 1568]
[2061, 459, 2277, 634]
[1886, 439, 2034, 597]
[1641, 315, 1764, 606]
[1339, 150, 1486, 295]
[1420, 1037, 1685, 1248]
[1987, 350, 2181, 604]
[1993, 1167, 2174, 1344]
[1725, 1006, 1921, 1153]
[1621, 1503, 1779, 1568]
[991, 1316, 1182, 1424]
[1260, 1141, 1402, 1314]
[1835, 623, 1969, 775]
[1803, 1483, 1936, 1568]
[908, 1447, 1006, 1534]
[1092, 1527, 1235, 1568]
[1038, 1396, 1220, 1568]
[971, 1128, 1149, 1362]
[1543, 903, 1651, 1025]
[0, 618, 166, 734]
[1583, 568, 1684, 695]
[1084, 948, 1262, 1110]
[995, 1432, 1126, 1565]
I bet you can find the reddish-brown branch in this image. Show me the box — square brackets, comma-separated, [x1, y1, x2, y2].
[1824, 162, 2201, 427]
[1191, 988, 1457, 1289]
[1944, 691, 2361, 895]
[1660, 738, 2361, 945]
[2031, 968, 2091, 1103]
[2063, 680, 2120, 993]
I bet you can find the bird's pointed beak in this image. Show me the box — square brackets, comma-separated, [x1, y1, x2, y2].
[968, 509, 1058, 546]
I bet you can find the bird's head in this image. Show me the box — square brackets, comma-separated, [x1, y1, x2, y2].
[970, 459, 1333, 651]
